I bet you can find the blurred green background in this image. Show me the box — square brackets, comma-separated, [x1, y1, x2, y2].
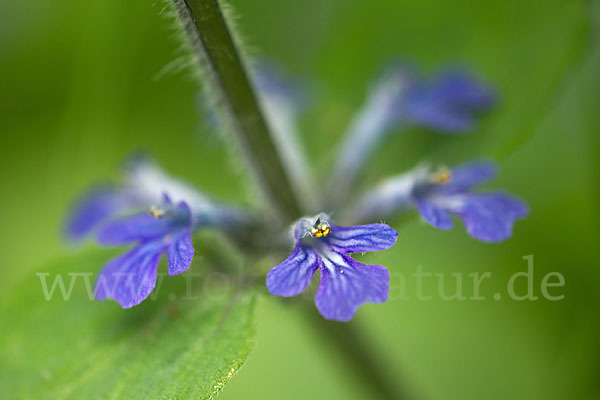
[1, 0, 599, 399]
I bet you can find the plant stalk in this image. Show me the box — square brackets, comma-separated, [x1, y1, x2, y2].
[171, 0, 303, 221]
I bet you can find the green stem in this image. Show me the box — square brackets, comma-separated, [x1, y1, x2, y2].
[300, 304, 413, 400]
[171, 0, 303, 221]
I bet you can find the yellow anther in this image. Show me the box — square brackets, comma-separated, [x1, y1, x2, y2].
[311, 218, 330, 238]
[149, 205, 165, 218]
[430, 167, 453, 185]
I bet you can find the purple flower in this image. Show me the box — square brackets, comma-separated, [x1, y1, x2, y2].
[65, 186, 143, 241]
[64, 157, 168, 241]
[400, 69, 496, 133]
[354, 161, 528, 242]
[376, 64, 496, 134]
[412, 162, 528, 242]
[267, 214, 398, 321]
[66, 157, 252, 308]
[94, 196, 194, 308]
[65, 156, 244, 241]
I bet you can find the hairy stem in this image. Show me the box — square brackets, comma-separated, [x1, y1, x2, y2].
[171, 0, 303, 221]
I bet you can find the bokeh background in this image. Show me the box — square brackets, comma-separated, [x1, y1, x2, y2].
[1, 0, 599, 399]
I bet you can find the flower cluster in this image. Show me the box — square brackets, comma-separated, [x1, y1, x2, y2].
[66, 61, 528, 320]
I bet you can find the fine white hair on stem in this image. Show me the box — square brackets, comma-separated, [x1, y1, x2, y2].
[164, 0, 304, 221]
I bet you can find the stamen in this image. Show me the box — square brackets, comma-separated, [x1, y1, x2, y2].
[430, 166, 453, 185]
[310, 217, 331, 238]
[149, 205, 165, 218]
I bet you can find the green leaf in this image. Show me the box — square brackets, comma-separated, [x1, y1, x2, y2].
[0, 251, 256, 399]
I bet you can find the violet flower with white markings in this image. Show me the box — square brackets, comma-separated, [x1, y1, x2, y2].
[66, 158, 252, 308]
[66, 157, 248, 241]
[95, 196, 195, 308]
[267, 213, 397, 321]
[353, 161, 528, 242]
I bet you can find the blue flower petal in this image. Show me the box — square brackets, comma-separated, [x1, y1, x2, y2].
[65, 187, 140, 241]
[404, 97, 475, 133]
[95, 240, 164, 308]
[315, 251, 389, 322]
[96, 201, 191, 245]
[166, 230, 194, 276]
[266, 245, 319, 297]
[492, 192, 529, 218]
[327, 223, 398, 253]
[402, 69, 495, 134]
[96, 214, 170, 245]
[454, 193, 529, 242]
[417, 201, 454, 230]
[432, 70, 496, 110]
[441, 161, 497, 194]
